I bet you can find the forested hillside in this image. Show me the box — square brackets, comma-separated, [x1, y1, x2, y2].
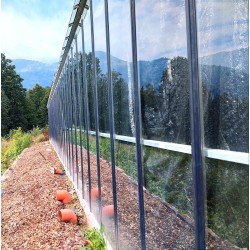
[1, 54, 50, 136]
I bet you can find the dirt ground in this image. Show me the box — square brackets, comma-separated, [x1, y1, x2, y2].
[1, 141, 241, 250]
[1, 141, 88, 250]
[70, 145, 241, 250]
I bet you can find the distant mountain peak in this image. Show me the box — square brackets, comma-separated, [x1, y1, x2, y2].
[11, 59, 58, 90]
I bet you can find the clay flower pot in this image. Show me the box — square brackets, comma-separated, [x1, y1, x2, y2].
[102, 205, 114, 218]
[56, 190, 72, 204]
[58, 209, 77, 224]
[54, 168, 64, 175]
[91, 187, 104, 200]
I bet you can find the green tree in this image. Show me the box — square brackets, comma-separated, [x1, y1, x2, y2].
[85, 52, 101, 131]
[112, 70, 130, 135]
[158, 56, 190, 144]
[39, 87, 50, 127]
[24, 95, 37, 130]
[141, 83, 160, 139]
[1, 90, 10, 136]
[1, 53, 28, 136]
[27, 84, 50, 128]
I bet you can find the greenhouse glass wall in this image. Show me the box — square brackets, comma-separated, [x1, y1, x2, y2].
[47, 0, 249, 249]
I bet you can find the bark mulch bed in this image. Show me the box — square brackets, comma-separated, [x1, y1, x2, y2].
[1, 141, 88, 250]
[70, 146, 242, 250]
[1, 140, 242, 250]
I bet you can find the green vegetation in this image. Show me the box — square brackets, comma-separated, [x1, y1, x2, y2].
[1, 53, 49, 174]
[1, 53, 50, 137]
[81, 227, 106, 250]
[1, 128, 32, 175]
[74, 131, 248, 248]
[206, 159, 249, 247]
[1, 127, 46, 175]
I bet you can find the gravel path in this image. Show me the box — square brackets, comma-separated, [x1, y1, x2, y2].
[1, 141, 87, 250]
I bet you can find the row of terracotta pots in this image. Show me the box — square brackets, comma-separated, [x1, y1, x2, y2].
[90, 187, 114, 217]
[55, 190, 77, 224]
[55, 187, 114, 224]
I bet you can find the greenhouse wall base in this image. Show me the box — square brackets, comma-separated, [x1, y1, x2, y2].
[50, 140, 113, 250]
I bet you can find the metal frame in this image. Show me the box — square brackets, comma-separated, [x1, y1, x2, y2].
[186, 0, 205, 248]
[104, 0, 119, 248]
[89, 0, 103, 223]
[47, 1, 249, 250]
[130, 0, 146, 249]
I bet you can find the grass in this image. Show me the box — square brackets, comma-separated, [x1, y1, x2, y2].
[64, 130, 249, 248]
[1, 127, 47, 175]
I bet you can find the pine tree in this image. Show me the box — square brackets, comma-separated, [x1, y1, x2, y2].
[1, 53, 28, 135]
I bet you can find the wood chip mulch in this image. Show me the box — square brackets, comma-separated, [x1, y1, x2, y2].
[1, 141, 242, 250]
[70, 145, 241, 250]
[1, 141, 88, 250]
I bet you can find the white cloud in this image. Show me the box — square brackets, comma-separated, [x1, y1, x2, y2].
[1, 2, 73, 63]
[10, 0, 246, 64]
[196, 0, 249, 56]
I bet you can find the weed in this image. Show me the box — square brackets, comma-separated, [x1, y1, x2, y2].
[30, 126, 44, 137]
[35, 134, 46, 143]
[1, 128, 32, 175]
[81, 226, 106, 250]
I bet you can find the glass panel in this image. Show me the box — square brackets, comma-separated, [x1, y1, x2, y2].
[137, 0, 190, 144]
[92, 0, 116, 247]
[74, 36, 85, 198]
[205, 159, 248, 249]
[109, 0, 140, 249]
[83, 3, 95, 207]
[197, 0, 249, 248]
[197, 0, 249, 153]
[135, 0, 196, 249]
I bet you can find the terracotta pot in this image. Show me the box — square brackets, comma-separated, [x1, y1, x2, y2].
[102, 205, 114, 218]
[58, 209, 77, 224]
[91, 187, 104, 200]
[56, 190, 72, 204]
[54, 168, 64, 175]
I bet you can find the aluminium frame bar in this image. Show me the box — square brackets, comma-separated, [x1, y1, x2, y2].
[104, 0, 119, 248]
[185, 0, 206, 249]
[81, 18, 93, 210]
[89, 0, 103, 223]
[48, 0, 87, 107]
[130, 0, 146, 249]
[75, 36, 85, 198]
[85, 131, 248, 165]
[71, 47, 80, 185]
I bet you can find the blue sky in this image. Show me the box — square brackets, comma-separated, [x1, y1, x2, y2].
[2, 0, 74, 63]
[2, 0, 248, 63]
[88, 0, 248, 61]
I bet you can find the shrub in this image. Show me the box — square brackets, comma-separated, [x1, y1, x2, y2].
[35, 134, 46, 143]
[30, 126, 43, 137]
[1, 128, 32, 175]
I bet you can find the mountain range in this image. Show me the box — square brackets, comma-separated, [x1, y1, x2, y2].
[11, 59, 58, 90]
[11, 48, 248, 90]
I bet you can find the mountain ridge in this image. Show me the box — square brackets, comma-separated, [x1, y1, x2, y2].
[11, 59, 58, 90]
[11, 48, 248, 90]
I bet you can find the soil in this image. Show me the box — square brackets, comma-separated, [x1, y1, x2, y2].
[1, 141, 242, 250]
[1, 141, 88, 250]
[68, 145, 241, 250]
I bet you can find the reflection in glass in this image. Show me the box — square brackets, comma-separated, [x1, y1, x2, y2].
[135, 0, 196, 249]
[92, 0, 116, 247]
[83, 7, 95, 207]
[108, 0, 140, 249]
[197, 0, 249, 248]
